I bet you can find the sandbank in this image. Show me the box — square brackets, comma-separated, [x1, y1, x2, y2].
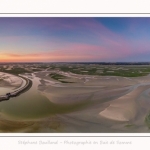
[99, 85, 150, 121]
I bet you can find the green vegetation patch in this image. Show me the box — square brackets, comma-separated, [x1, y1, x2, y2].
[100, 70, 148, 77]
[145, 112, 150, 128]
[49, 73, 66, 80]
[125, 124, 135, 128]
[37, 65, 49, 69]
[49, 73, 73, 83]
[54, 64, 150, 77]
[32, 69, 42, 72]
[0, 67, 31, 75]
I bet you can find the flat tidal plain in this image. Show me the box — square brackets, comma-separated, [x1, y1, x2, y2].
[1, 67, 150, 132]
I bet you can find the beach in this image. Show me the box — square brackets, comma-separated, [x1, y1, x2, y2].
[1, 69, 150, 132]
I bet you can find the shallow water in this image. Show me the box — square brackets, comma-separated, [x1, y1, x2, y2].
[0, 74, 53, 120]
[0, 87, 14, 96]
[1, 72, 150, 132]
[0, 73, 88, 120]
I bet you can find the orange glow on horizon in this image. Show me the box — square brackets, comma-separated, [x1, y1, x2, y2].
[0, 53, 95, 62]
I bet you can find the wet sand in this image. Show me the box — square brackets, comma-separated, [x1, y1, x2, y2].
[34, 71, 150, 132]
[99, 85, 150, 121]
[1, 70, 150, 132]
[0, 72, 23, 95]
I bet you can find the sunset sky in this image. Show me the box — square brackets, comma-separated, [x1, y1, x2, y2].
[0, 17, 150, 62]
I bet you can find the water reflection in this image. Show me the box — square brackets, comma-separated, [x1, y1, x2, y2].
[0, 74, 52, 120]
[0, 73, 86, 120]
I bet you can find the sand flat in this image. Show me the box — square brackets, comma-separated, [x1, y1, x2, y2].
[99, 85, 150, 121]
[0, 72, 22, 87]
[41, 91, 92, 104]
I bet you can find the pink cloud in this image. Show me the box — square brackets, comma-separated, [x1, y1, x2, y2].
[1, 41, 134, 62]
[0, 18, 139, 62]
[68, 18, 133, 58]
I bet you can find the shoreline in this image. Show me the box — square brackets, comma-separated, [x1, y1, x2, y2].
[0, 73, 32, 101]
[99, 84, 150, 122]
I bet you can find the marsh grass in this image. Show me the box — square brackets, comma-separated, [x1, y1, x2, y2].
[49, 73, 73, 83]
[125, 124, 135, 128]
[145, 112, 150, 128]
[57, 65, 150, 77]
[0, 67, 31, 75]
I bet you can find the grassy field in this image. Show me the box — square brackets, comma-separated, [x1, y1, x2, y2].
[49, 73, 73, 83]
[145, 113, 150, 128]
[0, 67, 31, 75]
[49, 64, 150, 77]
[49, 73, 66, 80]
[1, 64, 150, 77]
[31, 69, 42, 72]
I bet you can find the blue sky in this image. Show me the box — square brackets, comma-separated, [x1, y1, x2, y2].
[0, 17, 150, 62]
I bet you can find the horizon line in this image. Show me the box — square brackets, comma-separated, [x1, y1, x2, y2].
[1, 62, 150, 63]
